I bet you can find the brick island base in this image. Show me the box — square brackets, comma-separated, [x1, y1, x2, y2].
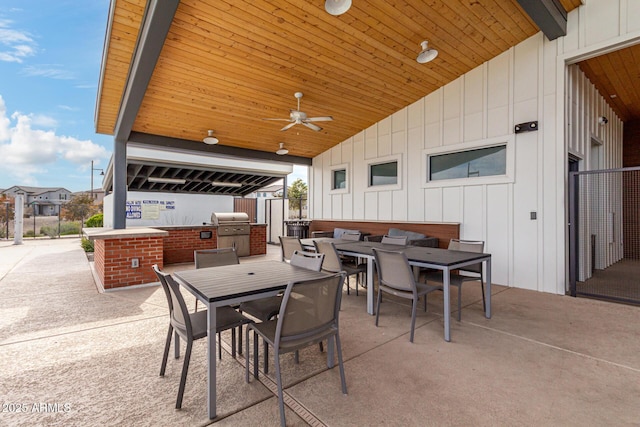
[84, 224, 267, 290]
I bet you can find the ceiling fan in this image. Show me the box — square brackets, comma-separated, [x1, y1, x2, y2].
[263, 92, 333, 132]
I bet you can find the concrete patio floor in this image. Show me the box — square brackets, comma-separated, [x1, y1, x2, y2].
[1, 238, 639, 426]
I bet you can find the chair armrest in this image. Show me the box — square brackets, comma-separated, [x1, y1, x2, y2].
[364, 235, 383, 242]
[410, 237, 439, 247]
[312, 231, 333, 238]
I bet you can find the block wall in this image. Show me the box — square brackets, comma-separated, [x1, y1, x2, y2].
[160, 227, 217, 264]
[250, 224, 267, 256]
[99, 237, 163, 289]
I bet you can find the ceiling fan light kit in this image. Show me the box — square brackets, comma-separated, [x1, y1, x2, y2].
[263, 92, 333, 132]
[416, 40, 438, 63]
[203, 129, 219, 144]
[325, 0, 352, 15]
[276, 142, 289, 155]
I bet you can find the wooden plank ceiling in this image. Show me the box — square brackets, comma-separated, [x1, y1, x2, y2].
[96, 0, 581, 160]
[578, 43, 640, 123]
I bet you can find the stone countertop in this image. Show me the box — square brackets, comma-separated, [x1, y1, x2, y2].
[83, 227, 169, 240]
[153, 224, 267, 228]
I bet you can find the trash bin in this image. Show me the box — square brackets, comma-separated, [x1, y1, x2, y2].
[285, 220, 310, 239]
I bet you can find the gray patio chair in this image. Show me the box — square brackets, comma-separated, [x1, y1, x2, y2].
[239, 249, 324, 372]
[423, 239, 485, 321]
[340, 231, 361, 241]
[193, 247, 239, 312]
[279, 235, 303, 262]
[381, 234, 408, 245]
[194, 247, 239, 268]
[315, 239, 366, 296]
[372, 248, 442, 343]
[152, 265, 253, 409]
[290, 249, 325, 271]
[245, 272, 348, 427]
[339, 231, 363, 268]
[194, 247, 247, 354]
[239, 250, 325, 322]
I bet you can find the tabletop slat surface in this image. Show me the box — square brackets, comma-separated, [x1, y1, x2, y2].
[174, 260, 328, 302]
[332, 241, 489, 266]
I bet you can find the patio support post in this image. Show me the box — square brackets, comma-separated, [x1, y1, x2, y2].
[113, 138, 127, 229]
[282, 175, 287, 236]
[4, 201, 9, 240]
[13, 194, 23, 245]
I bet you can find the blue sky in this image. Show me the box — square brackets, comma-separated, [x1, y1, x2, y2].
[0, 1, 111, 192]
[0, 1, 305, 193]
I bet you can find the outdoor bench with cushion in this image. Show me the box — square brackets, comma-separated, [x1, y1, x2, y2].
[365, 227, 439, 247]
[311, 227, 365, 240]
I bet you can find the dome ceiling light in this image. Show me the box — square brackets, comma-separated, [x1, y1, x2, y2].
[325, 0, 352, 16]
[416, 40, 438, 64]
[276, 142, 289, 155]
[203, 130, 219, 145]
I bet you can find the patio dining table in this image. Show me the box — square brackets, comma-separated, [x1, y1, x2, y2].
[300, 238, 492, 342]
[174, 260, 329, 420]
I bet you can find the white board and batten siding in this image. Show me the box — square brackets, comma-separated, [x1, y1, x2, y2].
[311, 0, 636, 294]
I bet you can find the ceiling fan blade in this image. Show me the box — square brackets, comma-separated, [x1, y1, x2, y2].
[263, 118, 292, 121]
[306, 116, 333, 122]
[280, 122, 298, 131]
[302, 122, 322, 132]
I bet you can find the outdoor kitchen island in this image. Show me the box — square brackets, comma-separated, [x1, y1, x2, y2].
[84, 222, 267, 290]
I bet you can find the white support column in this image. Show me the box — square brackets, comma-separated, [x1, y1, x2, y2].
[13, 194, 24, 245]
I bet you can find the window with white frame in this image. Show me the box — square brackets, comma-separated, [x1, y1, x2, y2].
[369, 160, 398, 186]
[332, 169, 346, 190]
[330, 163, 349, 194]
[429, 144, 507, 181]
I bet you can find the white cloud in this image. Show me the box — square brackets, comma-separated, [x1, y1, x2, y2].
[22, 65, 75, 80]
[0, 95, 10, 141]
[30, 114, 58, 128]
[0, 19, 36, 63]
[0, 95, 109, 183]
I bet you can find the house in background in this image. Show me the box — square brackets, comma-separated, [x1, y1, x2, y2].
[1, 186, 72, 216]
[248, 184, 283, 199]
[73, 189, 106, 206]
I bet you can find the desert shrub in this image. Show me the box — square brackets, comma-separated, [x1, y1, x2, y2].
[85, 213, 103, 227]
[24, 230, 36, 237]
[81, 237, 95, 252]
[40, 225, 59, 238]
[40, 222, 81, 237]
[60, 222, 81, 235]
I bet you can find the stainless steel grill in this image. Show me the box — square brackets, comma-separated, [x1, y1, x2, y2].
[211, 212, 251, 256]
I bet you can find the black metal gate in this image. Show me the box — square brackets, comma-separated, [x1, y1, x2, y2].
[569, 166, 640, 304]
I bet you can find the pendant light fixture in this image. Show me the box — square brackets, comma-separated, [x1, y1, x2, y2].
[276, 142, 289, 155]
[203, 130, 219, 145]
[416, 41, 438, 64]
[325, 0, 352, 16]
